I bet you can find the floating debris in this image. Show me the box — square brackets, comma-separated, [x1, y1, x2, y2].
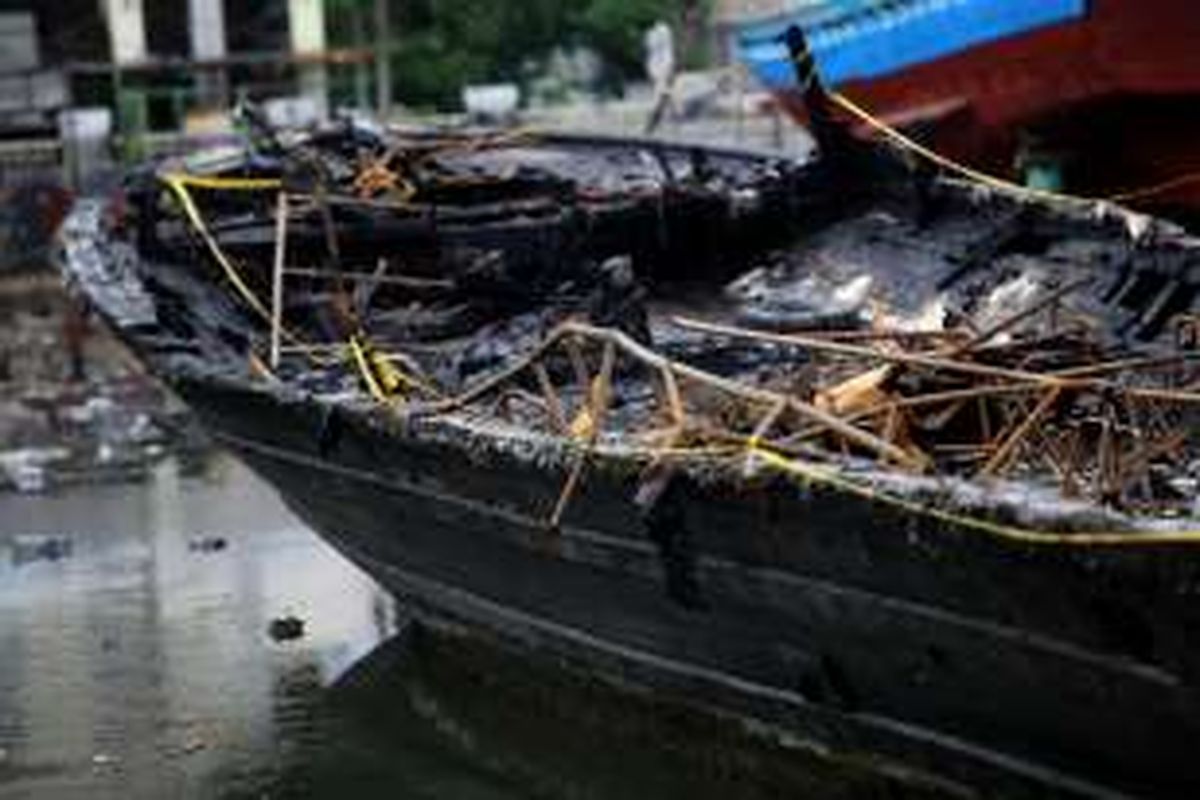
[8, 534, 74, 566]
[188, 536, 229, 554]
[268, 616, 306, 643]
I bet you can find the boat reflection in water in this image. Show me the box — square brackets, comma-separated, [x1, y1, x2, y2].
[0, 456, 399, 798]
[0, 457, 929, 799]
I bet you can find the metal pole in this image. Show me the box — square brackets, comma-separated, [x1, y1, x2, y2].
[374, 0, 392, 120]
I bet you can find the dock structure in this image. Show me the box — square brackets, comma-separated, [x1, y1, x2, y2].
[0, 0, 381, 143]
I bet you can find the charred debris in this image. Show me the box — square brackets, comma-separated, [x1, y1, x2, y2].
[108, 68, 1200, 536]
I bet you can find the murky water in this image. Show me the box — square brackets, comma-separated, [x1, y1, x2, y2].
[0, 456, 530, 800]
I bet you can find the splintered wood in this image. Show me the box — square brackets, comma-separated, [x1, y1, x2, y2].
[406, 302, 1200, 518]
[673, 315, 1200, 515]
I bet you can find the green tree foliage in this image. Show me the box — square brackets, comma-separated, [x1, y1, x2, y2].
[579, 0, 681, 76]
[392, 0, 565, 108]
[332, 0, 710, 110]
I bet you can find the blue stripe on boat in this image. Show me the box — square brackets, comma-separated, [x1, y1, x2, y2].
[736, 0, 1087, 89]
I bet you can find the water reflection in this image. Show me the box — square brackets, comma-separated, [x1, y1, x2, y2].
[0, 456, 408, 799]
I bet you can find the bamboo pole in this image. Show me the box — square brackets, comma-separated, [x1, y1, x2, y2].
[674, 315, 1200, 405]
[751, 399, 787, 443]
[282, 267, 454, 290]
[674, 316, 1066, 385]
[1054, 353, 1200, 379]
[533, 363, 568, 435]
[549, 341, 617, 530]
[421, 330, 568, 414]
[787, 329, 966, 343]
[1121, 387, 1200, 404]
[660, 366, 686, 425]
[786, 382, 1045, 445]
[565, 335, 592, 394]
[981, 387, 1063, 477]
[561, 323, 927, 471]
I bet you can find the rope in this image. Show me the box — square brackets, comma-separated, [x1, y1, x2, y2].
[828, 89, 1200, 208]
[161, 174, 281, 326]
[1109, 170, 1200, 204]
[745, 444, 1200, 547]
[828, 91, 1090, 206]
[787, 45, 1064, 201]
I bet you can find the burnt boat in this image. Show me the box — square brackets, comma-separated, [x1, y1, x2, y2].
[62, 43, 1200, 798]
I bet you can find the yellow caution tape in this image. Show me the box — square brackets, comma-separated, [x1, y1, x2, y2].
[163, 174, 283, 192]
[366, 340, 434, 396]
[349, 333, 441, 403]
[828, 91, 1086, 206]
[349, 335, 390, 403]
[161, 175, 276, 323]
[368, 346, 407, 396]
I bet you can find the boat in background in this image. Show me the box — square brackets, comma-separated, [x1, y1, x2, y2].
[726, 0, 1200, 222]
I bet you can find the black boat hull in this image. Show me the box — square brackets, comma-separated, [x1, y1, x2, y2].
[173, 375, 1200, 800]
[59, 111, 1200, 795]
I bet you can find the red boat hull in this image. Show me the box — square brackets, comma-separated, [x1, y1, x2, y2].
[776, 0, 1200, 219]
